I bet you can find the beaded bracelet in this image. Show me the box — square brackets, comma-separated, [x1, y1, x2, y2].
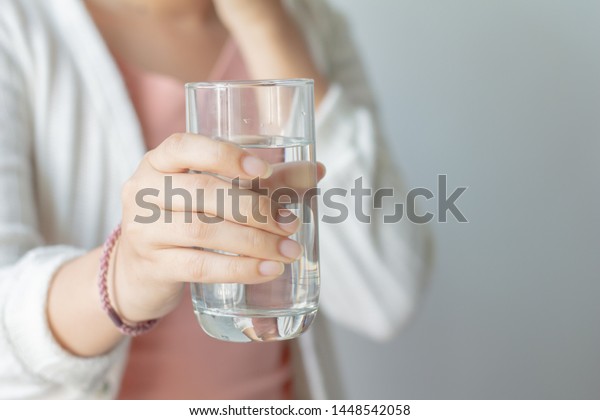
[98, 224, 159, 336]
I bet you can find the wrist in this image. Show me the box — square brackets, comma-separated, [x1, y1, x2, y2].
[48, 248, 125, 357]
[227, 9, 291, 46]
[227, 12, 329, 106]
[109, 230, 185, 323]
[105, 239, 138, 325]
[99, 224, 159, 336]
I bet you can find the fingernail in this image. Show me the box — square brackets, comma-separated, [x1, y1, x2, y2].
[279, 239, 302, 260]
[259, 260, 285, 276]
[242, 155, 272, 178]
[317, 162, 327, 178]
[276, 209, 299, 233]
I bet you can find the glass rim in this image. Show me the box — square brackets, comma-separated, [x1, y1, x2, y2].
[185, 78, 314, 90]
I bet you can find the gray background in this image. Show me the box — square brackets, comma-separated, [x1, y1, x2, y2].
[327, 0, 600, 399]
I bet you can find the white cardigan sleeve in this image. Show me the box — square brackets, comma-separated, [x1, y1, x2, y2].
[0, 17, 126, 399]
[289, 0, 431, 340]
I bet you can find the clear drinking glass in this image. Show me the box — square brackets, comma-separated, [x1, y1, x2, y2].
[185, 79, 320, 342]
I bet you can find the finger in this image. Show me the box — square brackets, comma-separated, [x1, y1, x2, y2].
[242, 161, 317, 191]
[145, 133, 273, 179]
[241, 161, 325, 192]
[154, 247, 285, 284]
[129, 172, 300, 236]
[146, 212, 303, 263]
[316, 162, 326, 182]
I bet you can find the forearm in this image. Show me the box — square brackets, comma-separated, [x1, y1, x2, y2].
[229, 13, 329, 107]
[47, 247, 124, 357]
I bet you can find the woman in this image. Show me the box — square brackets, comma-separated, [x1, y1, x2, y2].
[0, 0, 427, 399]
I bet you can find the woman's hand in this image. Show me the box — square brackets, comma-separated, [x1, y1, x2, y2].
[48, 132, 325, 356]
[112, 133, 309, 323]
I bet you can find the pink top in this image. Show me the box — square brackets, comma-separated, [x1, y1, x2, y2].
[115, 40, 292, 400]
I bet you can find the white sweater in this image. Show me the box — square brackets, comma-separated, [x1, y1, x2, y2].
[0, 0, 427, 399]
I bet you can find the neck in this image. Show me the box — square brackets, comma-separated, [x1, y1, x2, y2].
[86, 0, 214, 20]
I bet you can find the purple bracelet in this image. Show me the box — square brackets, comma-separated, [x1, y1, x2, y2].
[98, 224, 159, 336]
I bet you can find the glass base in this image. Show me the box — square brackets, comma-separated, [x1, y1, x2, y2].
[194, 308, 318, 343]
